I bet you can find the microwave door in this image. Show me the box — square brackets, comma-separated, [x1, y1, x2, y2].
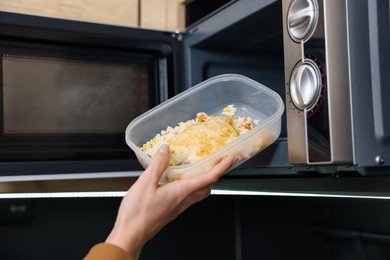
[0, 11, 185, 180]
[182, 0, 294, 175]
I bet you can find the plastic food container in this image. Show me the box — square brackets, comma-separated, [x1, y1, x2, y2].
[125, 74, 284, 182]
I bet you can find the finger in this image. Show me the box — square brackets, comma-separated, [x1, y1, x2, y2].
[180, 155, 237, 195]
[142, 144, 170, 184]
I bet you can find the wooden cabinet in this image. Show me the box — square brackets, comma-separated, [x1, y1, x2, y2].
[140, 0, 186, 31]
[0, 0, 186, 31]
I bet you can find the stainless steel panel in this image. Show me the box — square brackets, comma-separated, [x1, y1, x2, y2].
[323, 0, 352, 163]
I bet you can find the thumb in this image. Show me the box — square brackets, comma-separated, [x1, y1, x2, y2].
[143, 144, 170, 184]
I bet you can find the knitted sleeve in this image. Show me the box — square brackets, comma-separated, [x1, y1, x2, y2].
[84, 243, 135, 260]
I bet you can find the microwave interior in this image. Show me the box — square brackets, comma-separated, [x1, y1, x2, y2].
[183, 0, 292, 176]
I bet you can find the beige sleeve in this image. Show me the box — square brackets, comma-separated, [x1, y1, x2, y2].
[84, 243, 135, 260]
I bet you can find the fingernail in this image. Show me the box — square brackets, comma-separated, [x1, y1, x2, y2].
[159, 144, 170, 154]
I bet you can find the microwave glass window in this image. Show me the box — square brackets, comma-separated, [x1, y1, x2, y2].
[2, 54, 151, 135]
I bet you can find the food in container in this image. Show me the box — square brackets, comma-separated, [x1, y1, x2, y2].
[125, 74, 284, 182]
[140, 104, 260, 166]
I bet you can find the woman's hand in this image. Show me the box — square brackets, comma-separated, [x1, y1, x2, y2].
[105, 144, 237, 259]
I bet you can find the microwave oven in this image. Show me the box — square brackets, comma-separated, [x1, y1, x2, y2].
[0, 0, 390, 194]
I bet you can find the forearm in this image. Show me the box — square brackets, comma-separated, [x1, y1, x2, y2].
[105, 221, 146, 259]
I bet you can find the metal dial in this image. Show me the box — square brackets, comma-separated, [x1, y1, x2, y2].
[287, 0, 319, 42]
[289, 59, 322, 111]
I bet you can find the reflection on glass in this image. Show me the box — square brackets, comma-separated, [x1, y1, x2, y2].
[3, 55, 149, 134]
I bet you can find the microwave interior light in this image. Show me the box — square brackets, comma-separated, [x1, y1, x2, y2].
[211, 189, 390, 200]
[1, 190, 390, 200]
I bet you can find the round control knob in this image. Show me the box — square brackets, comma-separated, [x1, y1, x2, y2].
[287, 0, 319, 42]
[289, 59, 322, 111]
